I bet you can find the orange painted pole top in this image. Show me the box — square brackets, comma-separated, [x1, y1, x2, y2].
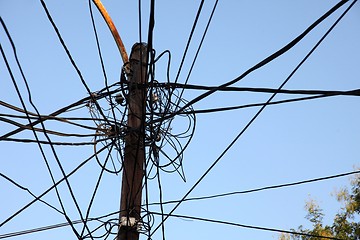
[92, 0, 129, 65]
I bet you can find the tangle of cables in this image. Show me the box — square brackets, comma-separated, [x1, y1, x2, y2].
[89, 47, 196, 181]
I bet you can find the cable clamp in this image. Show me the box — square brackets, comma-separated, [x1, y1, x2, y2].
[120, 217, 141, 231]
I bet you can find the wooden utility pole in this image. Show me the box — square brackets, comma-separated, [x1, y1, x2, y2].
[117, 43, 148, 240]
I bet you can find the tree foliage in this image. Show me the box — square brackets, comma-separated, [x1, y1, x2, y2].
[280, 173, 360, 240]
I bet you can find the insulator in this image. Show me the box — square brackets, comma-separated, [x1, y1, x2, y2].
[115, 93, 124, 104]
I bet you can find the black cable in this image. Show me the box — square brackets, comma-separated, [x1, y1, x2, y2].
[138, 0, 143, 44]
[145, 0, 157, 238]
[0, 219, 85, 239]
[151, 0, 206, 167]
[1, 137, 96, 146]
[151, 0, 350, 124]
[151, 212, 344, 240]
[0, 111, 100, 132]
[173, 0, 204, 84]
[83, 0, 125, 236]
[40, 0, 112, 147]
[0, 173, 64, 215]
[146, 0, 155, 68]
[0, 210, 124, 239]
[0, 93, 99, 140]
[83, 142, 113, 236]
[148, 170, 360, 206]
[39, 0, 92, 94]
[0, 17, 83, 238]
[176, 0, 219, 103]
[88, 0, 119, 137]
[187, 92, 359, 114]
[0, 116, 98, 137]
[149, 1, 356, 236]
[156, 166, 166, 240]
[0, 142, 110, 228]
[157, 83, 360, 96]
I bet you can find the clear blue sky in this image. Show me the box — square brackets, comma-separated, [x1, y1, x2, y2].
[1, 1, 359, 239]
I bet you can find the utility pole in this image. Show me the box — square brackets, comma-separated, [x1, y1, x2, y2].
[117, 43, 148, 240]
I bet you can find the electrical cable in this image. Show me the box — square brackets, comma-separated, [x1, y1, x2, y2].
[0, 112, 101, 132]
[1, 17, 84, 238]
[0, 116, 98, 138]
[40, 0, 113, 148]
[175, 0, 219, 104]
[0, 142, 111, 228]
[1, 137, 96, 146]
[173, 0, 204, 84]
[0, 210, 124, 239]
[149, 1, 356, 236]
[148, 170, 360, 206]
[151, 0, 351, 124]
[151, 212, 344, 240]
[0, 173, 64, 215]
[1, 1, 357, 239]
[82, 1, 128, 235]
[156, 83, 360, 96]
[0, 91, 115, 140]
[145, 0, 157, 238]
[0, 219, 85, 239]
[187, 92, 359, 114]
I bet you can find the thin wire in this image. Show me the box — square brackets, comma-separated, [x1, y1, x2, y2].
[0, 210, 125, 239]
[173, 0, 204, 84]
[39, 0, 91, 93]
[157, 83, 360, 96]
[0, 219, 85, 239]
[1, 138, 96, 146]
[0, 116, 98, 137]
[0, 173, 64, 215]
[151, 212, 344, 240]
[187, 92, 359, 114]
[148, 170, 360, 206]
[1, 93, 95, 140]
[153, 0, 205, 154]
[156, 165, 166, 240]
[177, 0, 219, 101]
[0, 112, 100, 132]
[0, 142, 111, 228]
[81, 143, 113, 236]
